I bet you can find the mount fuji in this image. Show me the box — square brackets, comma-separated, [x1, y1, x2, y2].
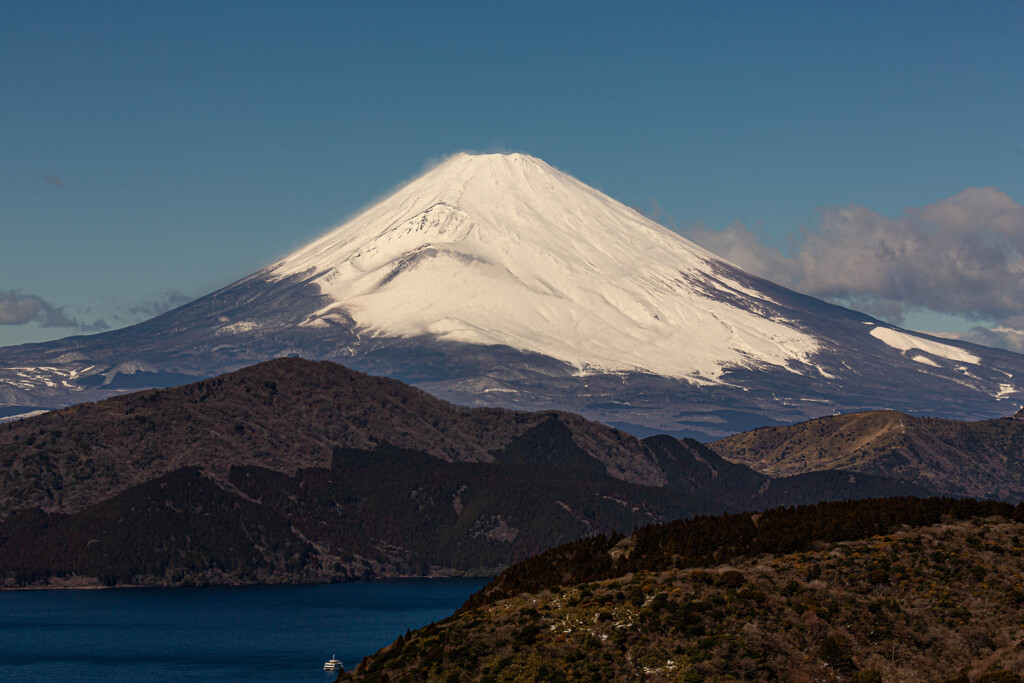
[2, 152, 1022, 438]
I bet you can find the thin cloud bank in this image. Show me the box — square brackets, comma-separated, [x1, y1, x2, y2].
[122, 289, 191, 320]
[0, 288, 191, 336]
[946, 326, 1024, 355]
[683, 187, 1024, 353]
[0, 290, 78, 328]
[101, 290, 195, 329]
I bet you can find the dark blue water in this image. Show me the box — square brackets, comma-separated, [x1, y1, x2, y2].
[0, 579, 488, 682]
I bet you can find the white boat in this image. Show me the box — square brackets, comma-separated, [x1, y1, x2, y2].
[323, 655, 343, 672]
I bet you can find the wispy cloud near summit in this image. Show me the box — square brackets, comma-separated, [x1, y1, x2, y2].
[683, 187, 1024, 352]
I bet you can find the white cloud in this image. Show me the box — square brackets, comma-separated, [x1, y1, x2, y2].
[941, 326, 1024, 355]
[682, 187, 1024, 352]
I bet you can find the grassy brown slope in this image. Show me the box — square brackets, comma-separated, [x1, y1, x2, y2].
[711, 410, 1024, 500]
[342, 503, 1024, 682]
[0, 357, 658, 516]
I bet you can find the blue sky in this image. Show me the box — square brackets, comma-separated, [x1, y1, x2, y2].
[2, 1, 1022, 348]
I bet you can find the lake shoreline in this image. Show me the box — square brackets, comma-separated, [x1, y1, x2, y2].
[1, 568, 500, 592]
[0, 573, 495, 593]
[0, 578, 489, 682]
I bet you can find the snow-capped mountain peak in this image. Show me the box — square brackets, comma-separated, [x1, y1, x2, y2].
[3, 151, 1022, 440]
[269, 152, 819, 380]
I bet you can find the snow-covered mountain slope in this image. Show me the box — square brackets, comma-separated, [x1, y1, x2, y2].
[1, 152, 1022, 439]
[269, 153, 818, 382]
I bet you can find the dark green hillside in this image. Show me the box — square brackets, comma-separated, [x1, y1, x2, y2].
[0, 446, 725, 588]
[342, 499, 1024, 682]
[0, 467, 311, 587]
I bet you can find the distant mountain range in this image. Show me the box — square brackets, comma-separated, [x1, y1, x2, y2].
[2, 153, 1023, 439]
[0, 358, 929, 588]
[712, 407, 1024, 500]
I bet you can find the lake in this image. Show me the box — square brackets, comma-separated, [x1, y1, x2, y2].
[0, 579, 488, 682]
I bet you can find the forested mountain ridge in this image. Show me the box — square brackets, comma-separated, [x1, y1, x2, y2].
[0, 358, 932, 588]
[0, 358, 931, 522]
[0, 427, 924, 589]
[0, 357, 660, 517]
[0, 454, 724, 588]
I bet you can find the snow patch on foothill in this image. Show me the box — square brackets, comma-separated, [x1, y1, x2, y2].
[215, 321, 262, 335]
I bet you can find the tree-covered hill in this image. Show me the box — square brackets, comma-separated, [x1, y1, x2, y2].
[0, 358, 935, 588]
[341, 497, 1024, 682]
[0, 357, 660, 517]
